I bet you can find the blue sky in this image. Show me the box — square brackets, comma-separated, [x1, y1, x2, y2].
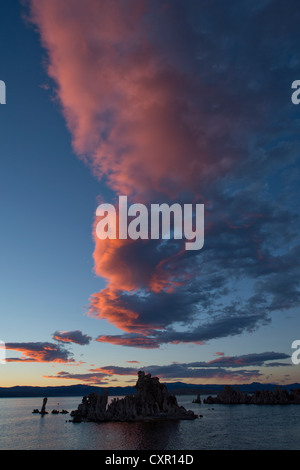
[0, 0, 299, 387]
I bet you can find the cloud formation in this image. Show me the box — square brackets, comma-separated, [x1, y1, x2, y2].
[29, 0, 300, 347]
[43, 371, 107, 385]
[52, 330, 92, 345]
[5, 342, 74, 363]
[45, 351, 290, 383]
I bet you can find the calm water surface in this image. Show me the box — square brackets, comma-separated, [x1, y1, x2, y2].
[0, 395, 299, 450]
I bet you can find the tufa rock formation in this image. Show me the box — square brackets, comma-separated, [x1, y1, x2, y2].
[192, 392, 201, 404]
[70, 371, 197, 422]
[41, 397, 48, 414]
[204, 385, 300, 405]
[32, 398, 69, 415]
[51, 409, 69, 414]
[33, 397, 48, 414]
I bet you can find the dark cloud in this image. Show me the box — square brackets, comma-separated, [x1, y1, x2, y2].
[96, 334, 160, 349]
[90, 365, 138, 376]
[95, 309, 270, 348]
[52, 330, 92, 345]
[46, 365, 260, 383]
[143, 364, 261, 381]
[44, 351, 290, 383]
[187, 352, 291, 368]
[44, 371, 107, 384]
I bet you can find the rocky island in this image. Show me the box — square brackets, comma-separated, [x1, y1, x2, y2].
[70, 371, 197, 422]
[204, 385, 300, 405]
[32, 397, 69, 415]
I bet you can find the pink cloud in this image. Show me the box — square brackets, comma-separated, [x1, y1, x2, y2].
[5, 342, 74, 363]
[29, 0, 240, 200]
[28, 1, 279, 345]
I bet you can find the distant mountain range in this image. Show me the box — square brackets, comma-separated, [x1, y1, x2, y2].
[0, 382, 299, 398]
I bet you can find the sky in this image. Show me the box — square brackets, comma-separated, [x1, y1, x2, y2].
[0, 0, 300, 388]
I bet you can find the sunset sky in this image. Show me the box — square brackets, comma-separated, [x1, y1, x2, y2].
[1, 0, 300, 388]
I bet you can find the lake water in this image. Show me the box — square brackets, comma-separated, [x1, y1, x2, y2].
[0, 395, 299, 450]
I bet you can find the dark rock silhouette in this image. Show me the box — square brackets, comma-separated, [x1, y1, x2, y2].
[40, 397, 48, 414]
[70, 371, 197, 422]
[204, 385, 300, 405]
[33, 397, 48, 414]
[192, 392, 201, 403]
[51, 408, 68, 414]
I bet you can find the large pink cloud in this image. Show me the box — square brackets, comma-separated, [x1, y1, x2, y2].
[29, 0, 241, 199]
[29, 0, 216, 333]
[28, 0, 297, 346]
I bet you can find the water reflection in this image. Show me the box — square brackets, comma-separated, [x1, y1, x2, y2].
[88, 420, 180, 450]
[1, 396, 300, 450]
